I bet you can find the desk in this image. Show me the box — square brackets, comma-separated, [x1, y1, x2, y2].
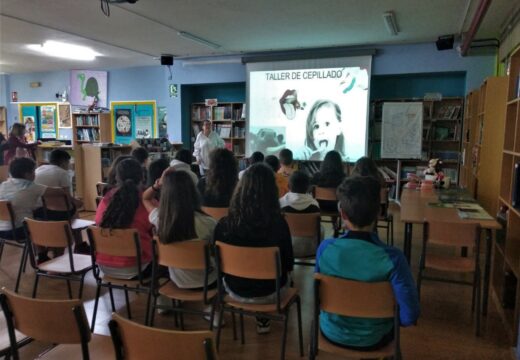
[399, 188, 501, 318]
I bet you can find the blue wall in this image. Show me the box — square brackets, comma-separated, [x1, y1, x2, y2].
[3, 42, 496, 142]
[370, 72, 466, 99]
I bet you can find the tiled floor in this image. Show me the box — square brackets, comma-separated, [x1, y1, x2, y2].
[0, 205, 515, 359]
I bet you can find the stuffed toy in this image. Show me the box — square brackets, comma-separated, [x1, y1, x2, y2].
[424, 158, 445, 184]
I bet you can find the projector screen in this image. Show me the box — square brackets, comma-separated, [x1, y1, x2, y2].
[246, 56, 372, 162]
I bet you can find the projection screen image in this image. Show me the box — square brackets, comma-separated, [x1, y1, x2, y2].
[247, 58, 371, 162]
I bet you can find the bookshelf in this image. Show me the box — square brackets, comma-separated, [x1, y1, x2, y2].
[492, 47, 520, 344]
[72, 112, 112, 145]
[0, 106, 7, 136]
[369, 97, 464, 195]
[191, 102, 246, 157]
[81, 144, 132, 211]
[460, 90, 480, 196]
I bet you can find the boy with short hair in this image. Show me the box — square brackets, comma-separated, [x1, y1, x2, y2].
[238, 151, 264, 180]
[169, 148, 198, 184]
[280, 171, 321, 257]
[278, 148, 296, 178]
[315, 176, 419, 350]
[0, 158, 68, 242]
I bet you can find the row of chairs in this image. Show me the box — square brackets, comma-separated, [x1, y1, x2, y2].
[0, 288, 217, 360]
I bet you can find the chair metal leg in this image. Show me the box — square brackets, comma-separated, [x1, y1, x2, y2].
[309, 321, 316, 360]
[90, 284, 101, 331]
[208, 299, 216, 331]
[144, 290, 152, 326]
[416, 265, 423, 301]
[471, 269, 478, 313]
[177, 301, 185, 330]
[108, 286, 116, 312]
[215, 306, 225, 351]
[231, 312, 237, 340]
[14, 245, 28, 293]
[123, 286, 132, 319]
[475, 270, 481, 336]
[239, 313, 245, 345]
[66, 279, 73, 299]
[0, 239, 4, 261]
[78, 274, 86, 299]
[172, 299, 179, 328]
[390, 218, 394, 246]
[280, 313, 289, 360]
[31, 274, 40, 298]
[296, 298, 304, 356]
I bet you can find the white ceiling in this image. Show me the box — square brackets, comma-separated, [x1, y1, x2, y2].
[0, 0, 517, 74]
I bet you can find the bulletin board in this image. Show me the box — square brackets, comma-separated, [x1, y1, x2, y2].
[381, 102, 423, 159]
[110, 101, 157, 144]
[18, 102, 59, 141]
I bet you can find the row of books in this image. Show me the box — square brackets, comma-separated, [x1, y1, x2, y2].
[76, 128, 100, 142]
[75, 115, 100, 126]
[192, 105, 246, 121]
[433, 105, 462, 120]
[424, 125, 459, 141]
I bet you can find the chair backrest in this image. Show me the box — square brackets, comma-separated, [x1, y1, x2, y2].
[0, 165, 9, 183]
[215, 241, 279, 280]
[426, 221, 480, 247]
[315, 273, 395, 318]
[313, 187, 337, 201]
[155, 239, 207, 270]
[284, 212, 320, 239]
[0, 288, 90, 346]
[201, 206, 229, 221]
[0, 200, 15, 224]
[87, 226, 140, 258]
[109, 313, 217, 360]
[41, 193, 72, 214]
[25, 218, 72, 248]
[96, 182, 108, 196]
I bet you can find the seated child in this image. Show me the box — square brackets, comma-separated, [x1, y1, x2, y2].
[315, 176, 419, 350]
[0, 158, 69, 260]
[169, 149, 198, 185]
[264, 155, 289, 197]
[34, 149, 83, 220]
[278, 149, 296, 178]
[280, 171, 322, 257]
[238, 151, 264, 180]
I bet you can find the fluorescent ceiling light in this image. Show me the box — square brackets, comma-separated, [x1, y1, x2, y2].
[27, 41, 101, 61]
[178, 31, 221, 50]
[383, 11, 399, 36]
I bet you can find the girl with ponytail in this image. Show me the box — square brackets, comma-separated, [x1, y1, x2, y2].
[95, 158, 154, 279]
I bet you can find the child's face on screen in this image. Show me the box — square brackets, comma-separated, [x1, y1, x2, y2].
[312, 105, 341, 152]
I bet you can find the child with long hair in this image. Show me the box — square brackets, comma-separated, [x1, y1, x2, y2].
[143, 169, 217, 289]
[214, 163, 294, 334]
[197, 148, 238, 207]
[311, 150, 346, 212]
[95, 158, 153, 279]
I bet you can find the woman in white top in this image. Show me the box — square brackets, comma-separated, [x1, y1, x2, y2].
[193, 120, 225, 175]
[143, 168, 217, 289]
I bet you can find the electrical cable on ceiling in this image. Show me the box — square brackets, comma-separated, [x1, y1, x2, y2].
[101, 0, 111, 17]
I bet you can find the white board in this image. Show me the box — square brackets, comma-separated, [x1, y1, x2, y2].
[381, 102, 423, 159]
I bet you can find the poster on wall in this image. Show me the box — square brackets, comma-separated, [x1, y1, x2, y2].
[136, 116, 152, 138]
[23, 116, 36, 142]
[157, 106, 167, 138]
[58, 104, 72, 128]
[40, 105, 57, 139]
[70, 70, 108, 108]
[115, 109, 132, 137]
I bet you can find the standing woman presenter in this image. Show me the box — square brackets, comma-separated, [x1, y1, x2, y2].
[193, 120, 225, 176]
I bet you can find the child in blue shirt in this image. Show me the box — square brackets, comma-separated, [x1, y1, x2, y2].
[315, 176, 419, 350]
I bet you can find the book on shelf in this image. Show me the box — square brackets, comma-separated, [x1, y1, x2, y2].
[512, 162, 520, 208]
[192, 123, 200, 135]
[219, 125, 231, 138]
[434, 126, 450, 140]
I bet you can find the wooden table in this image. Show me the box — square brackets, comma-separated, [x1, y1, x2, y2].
[399, 188, 501, 318]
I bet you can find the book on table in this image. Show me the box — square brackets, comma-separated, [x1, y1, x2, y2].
[457, 205, 493, 220]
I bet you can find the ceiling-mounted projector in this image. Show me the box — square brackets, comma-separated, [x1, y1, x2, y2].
[105, 0, 138, 3]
